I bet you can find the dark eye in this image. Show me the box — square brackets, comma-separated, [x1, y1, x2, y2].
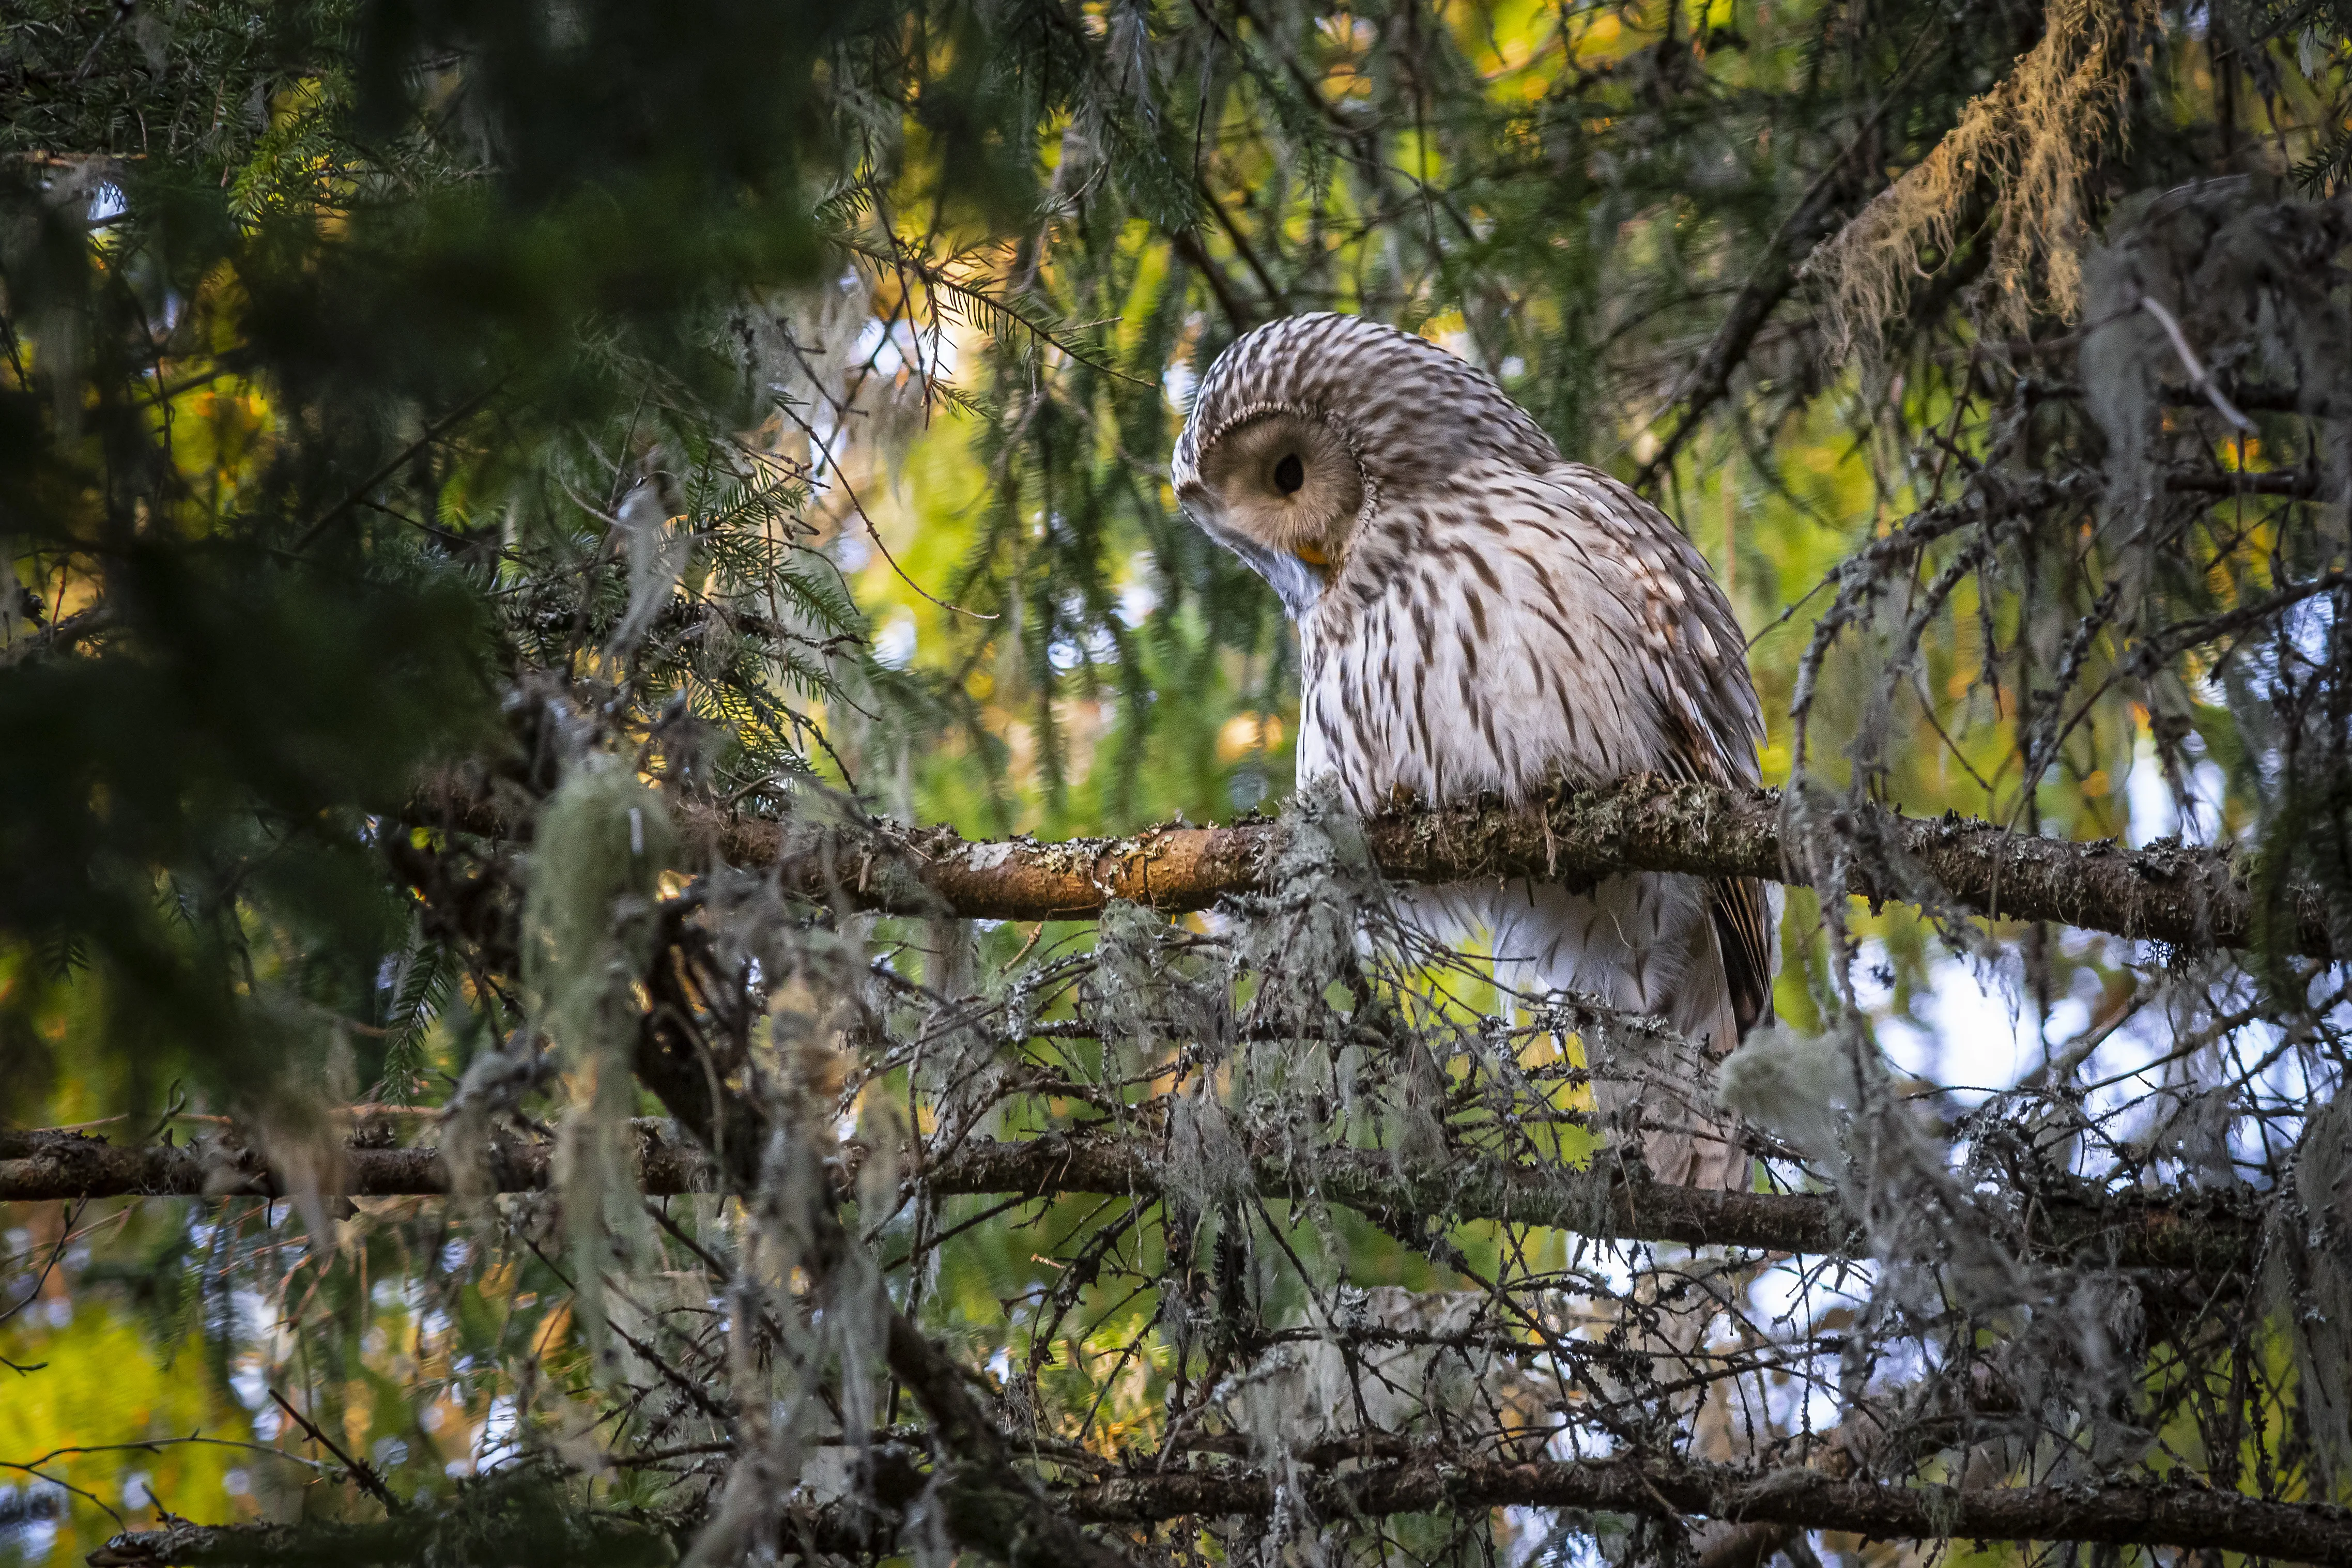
[1273, 452, 1305, 495]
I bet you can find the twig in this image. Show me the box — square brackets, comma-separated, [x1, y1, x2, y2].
[266, 1389, 402, 1511]
[771, 399, 995, 621]
[2139, 297, 2255, 432]
[293, 381, 504, 554]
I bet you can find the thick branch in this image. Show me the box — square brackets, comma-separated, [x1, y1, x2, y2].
[417, 773, 2335, 959]
[2, 1126, 2262, 1274]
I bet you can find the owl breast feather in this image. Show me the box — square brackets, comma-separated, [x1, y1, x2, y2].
[1296, 464, 1723, 814]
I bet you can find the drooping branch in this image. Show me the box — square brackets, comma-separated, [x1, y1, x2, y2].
[0, 1125, 2263, 1273]
[1630, 106, 1893, 493]
[419, 772, 2336, 958]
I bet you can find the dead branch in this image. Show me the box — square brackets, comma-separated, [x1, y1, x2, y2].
[1, 1125, 2263, 1273]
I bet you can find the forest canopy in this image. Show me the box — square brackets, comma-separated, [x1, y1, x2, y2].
[4, 1, 2352, 1566]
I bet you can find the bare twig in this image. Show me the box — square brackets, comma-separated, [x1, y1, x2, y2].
[2140, 296, 2255, 431]
[267, 1390, 401, 1512]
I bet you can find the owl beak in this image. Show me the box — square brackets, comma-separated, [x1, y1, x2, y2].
[1224, 536, 1327, 620]
[1178, 500, 1327, 620]
[1293, 541, 1331, 570]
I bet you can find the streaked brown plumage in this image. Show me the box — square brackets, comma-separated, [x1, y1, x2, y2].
[1173, 313, 1772, 1188]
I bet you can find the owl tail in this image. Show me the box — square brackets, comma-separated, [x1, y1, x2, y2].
[1629, 1100, 1749, 1190]
[1592, 951, 1753, 1192]
[1632, 879, 1771, 1190]
[1594, 1017, 1750, 1190]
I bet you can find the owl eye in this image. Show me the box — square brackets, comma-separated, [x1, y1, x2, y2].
[1272, 452, 1305, 495]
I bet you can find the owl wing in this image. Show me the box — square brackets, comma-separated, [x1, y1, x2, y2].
[1538, 465, 1775, 1041]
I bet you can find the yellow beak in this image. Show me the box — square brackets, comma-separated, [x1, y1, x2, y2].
[1294, 541, 1330, 568]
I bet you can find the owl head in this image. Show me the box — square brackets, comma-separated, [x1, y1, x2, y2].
[1171, 313, 1558, 616]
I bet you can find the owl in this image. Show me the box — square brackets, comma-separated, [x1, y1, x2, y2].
[1171, 312, 1771, 1189]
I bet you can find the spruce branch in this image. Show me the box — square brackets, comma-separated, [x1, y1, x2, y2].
[623, 943, 1141, 1568]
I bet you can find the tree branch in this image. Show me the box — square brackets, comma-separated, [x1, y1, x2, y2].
[1057, 1452, 2352, 1566]
[1628, 78, 1910, 494]
[2, 1125, 2263, 1273]
[414, 772, 2338, 959]
[0, 1121, 713, 1204]
[0, 604, 115, 669]
[87, 1450, 2352, 1566]
[88, 1516, 672, 1567]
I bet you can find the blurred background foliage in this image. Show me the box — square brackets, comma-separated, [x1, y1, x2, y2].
[3, 0, 2350, 1558]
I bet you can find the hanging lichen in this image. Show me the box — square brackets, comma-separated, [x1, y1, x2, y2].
[1807, 0, 2160, 353]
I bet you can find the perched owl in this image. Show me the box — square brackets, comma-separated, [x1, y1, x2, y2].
[1172, 313, 1771, 1189]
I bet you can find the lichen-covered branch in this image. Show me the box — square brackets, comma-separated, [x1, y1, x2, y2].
[0, 1125, 2263, 1274]
[416, 772, 2336, 957]
[932, 1130, 2262, 1274]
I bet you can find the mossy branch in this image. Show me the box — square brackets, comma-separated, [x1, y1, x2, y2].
[621, 957, 1141, 1568]
[87, 1517, 674, 1567]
